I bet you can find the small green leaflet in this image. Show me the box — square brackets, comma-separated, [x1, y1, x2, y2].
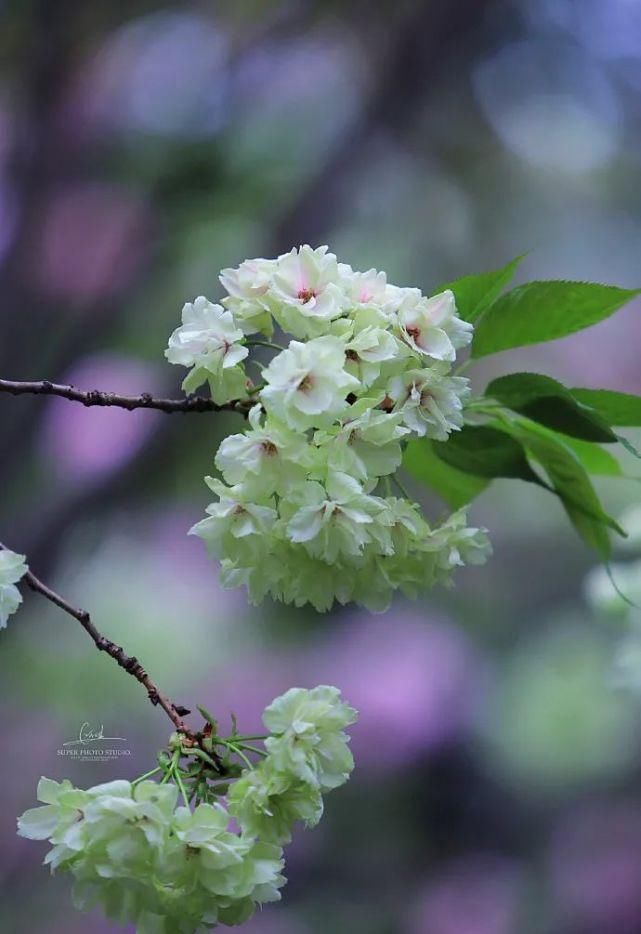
[472, 280, 640, 358]
[570, 388, 641, 427]
[485, 372, 617, 443]
[196, 705, 218, 732]
[403, 438, 488, 509]
[436, 255, 523, 323]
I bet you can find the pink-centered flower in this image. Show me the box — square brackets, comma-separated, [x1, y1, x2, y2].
[399, 289, 473, 362]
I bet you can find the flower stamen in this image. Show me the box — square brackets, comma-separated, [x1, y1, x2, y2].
[297, 288, 316, 304]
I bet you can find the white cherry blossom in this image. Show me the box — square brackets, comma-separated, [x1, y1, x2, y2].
[268, 245, 346, 338]
[345, 325, 403, 386]
[391, 367, 471, 439]
[398, 289, 473, 362]
[284, 473, 387, 564]
[165, 296, 249, 403]
[166, 296, 248, 371]
[215, 406, 310, 495]
[260, 336, 360, 431]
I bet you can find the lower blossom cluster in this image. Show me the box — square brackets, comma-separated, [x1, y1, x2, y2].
[166, 245, 491, 611]
[17, 686, 357, 933]
[19, 777, 282, 932]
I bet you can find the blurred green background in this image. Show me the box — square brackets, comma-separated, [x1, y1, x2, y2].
[2, 1, 641, 932]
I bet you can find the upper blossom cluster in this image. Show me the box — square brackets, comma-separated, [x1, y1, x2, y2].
[219, 245, 472, 354]
[17, 686, 356, 933]
[166, 245, 490, 612]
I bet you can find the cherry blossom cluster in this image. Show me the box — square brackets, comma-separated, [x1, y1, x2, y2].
[166, 245, 490, 611]
[18, 686, 357, 933]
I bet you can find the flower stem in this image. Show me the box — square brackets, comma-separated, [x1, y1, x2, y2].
[392, 473, 411, 500]
[174, 767, 191, 808]
[227, 734, 269, 742]
[132, 767, 162, 785]
[221, 740, 254, 771]
[237, 743, 268, 758]
[161, 749, 181, 784]
[247, 340, 286, 353]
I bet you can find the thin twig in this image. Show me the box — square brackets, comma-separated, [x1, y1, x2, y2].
[0, 541, 196, 740]
[0, 378, 253, 415]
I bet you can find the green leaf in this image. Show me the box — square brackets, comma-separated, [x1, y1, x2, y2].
[472, 280, 640, 358]
[506, 419, 625, 556]
[436, 255, 523, 323]
[486, 372, 617, 442]
[403, 438, 488, 508]
[501, 417, 623, 475]
[557, 436, 623, 476]
[431, 425, 548, 487]
[570, 388, 641, 427]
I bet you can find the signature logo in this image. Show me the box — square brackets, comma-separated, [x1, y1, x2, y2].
[63, 722, 127, 747]
[58, 722, 131, 761]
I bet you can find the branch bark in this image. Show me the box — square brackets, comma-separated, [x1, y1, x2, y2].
[1, 541, 198, 741]
[0, 379, 251, 415]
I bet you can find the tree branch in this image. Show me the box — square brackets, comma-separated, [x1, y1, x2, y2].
[0, 378, 252, 415]
[0, 541, 199, 741]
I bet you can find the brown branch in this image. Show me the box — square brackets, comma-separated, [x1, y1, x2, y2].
[0, 379, 252, 415]
[0, 541, 197, 741]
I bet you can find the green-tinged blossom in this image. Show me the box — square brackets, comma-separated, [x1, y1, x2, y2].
[167, 245, 490, 612]
[17, 686, 357, 932]
[0, 548, 28, 629]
